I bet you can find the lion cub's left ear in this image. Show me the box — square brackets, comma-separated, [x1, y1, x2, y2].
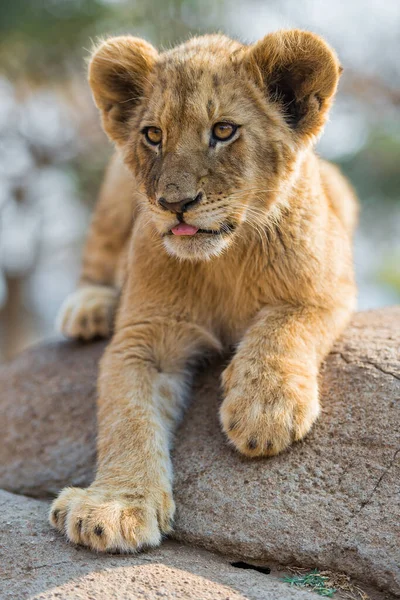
[244, 29, 342, 140]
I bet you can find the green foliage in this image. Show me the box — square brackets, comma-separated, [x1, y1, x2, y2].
[283, 570, 337, 597]
[377, 253, 400, 293]
[0, 0, 221, 79]
[339, 128, 400, 206]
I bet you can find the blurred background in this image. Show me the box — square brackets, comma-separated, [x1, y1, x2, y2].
[0, 0, 399, 361]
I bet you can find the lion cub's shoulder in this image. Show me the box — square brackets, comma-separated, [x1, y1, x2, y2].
[318, 158, 359, 235]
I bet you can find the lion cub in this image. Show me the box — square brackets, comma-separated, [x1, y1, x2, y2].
[50, 30, 358, 552]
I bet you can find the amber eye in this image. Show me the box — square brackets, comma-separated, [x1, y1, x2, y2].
[212, 122, 238, 142]
[143, 126, 162, 145]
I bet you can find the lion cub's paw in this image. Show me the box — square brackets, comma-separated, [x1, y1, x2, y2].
[49, 485, 175, 553]
[220, 358, 320, 457]
[56, 285, 118, 340]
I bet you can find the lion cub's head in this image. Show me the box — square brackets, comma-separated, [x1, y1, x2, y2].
[89, 31, 341, 260]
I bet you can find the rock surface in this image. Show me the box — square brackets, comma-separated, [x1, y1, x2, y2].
[0, 339, 102, 496]
[173, 307, 400, 595]
[0, 308, 399, 595]
[0, 490, 318, 600]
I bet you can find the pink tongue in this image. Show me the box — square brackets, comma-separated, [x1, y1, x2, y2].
[171, 223, 199, 236]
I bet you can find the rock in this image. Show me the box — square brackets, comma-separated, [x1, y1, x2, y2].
[0, 339, 103, 496]
[0, 490, 318, 600]
[0, 308, 399, 595]
[173, 307, 400, 596]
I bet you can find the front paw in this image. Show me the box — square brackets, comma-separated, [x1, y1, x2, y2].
[220, 357, 320, 457]
[56, 285, 118, 340]
[49, 484, 174, 552]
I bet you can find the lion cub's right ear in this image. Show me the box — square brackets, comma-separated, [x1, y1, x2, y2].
[89, 36, 158, 144]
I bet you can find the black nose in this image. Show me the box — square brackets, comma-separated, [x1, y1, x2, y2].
[158, 192, 202, 214]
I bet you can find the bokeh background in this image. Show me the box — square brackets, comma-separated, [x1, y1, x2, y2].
[0, 0, 399, 361]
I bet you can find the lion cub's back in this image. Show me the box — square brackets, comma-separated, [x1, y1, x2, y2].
[319, 158, 359, 235]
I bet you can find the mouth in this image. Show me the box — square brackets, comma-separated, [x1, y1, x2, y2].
[167, 222, 236, 237]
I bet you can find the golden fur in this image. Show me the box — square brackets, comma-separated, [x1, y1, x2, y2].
[50, 30, 358, 552]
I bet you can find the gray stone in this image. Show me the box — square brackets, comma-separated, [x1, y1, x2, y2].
[0, 339, 102, 496]
[173, 308, 400, 595]
[0, 490, 317, 600]
[0, 308, 399, 595]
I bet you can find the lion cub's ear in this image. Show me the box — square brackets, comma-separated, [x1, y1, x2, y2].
[89, 36, 158, 144]
[245, 30, 342, 140]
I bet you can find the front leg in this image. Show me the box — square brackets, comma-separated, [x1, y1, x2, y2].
[220, 303, 353, 457]
[50, 315, 218, 552]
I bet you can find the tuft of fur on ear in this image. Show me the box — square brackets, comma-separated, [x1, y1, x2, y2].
[245, 30, 342, 140]
[89, 36, 158, 144]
